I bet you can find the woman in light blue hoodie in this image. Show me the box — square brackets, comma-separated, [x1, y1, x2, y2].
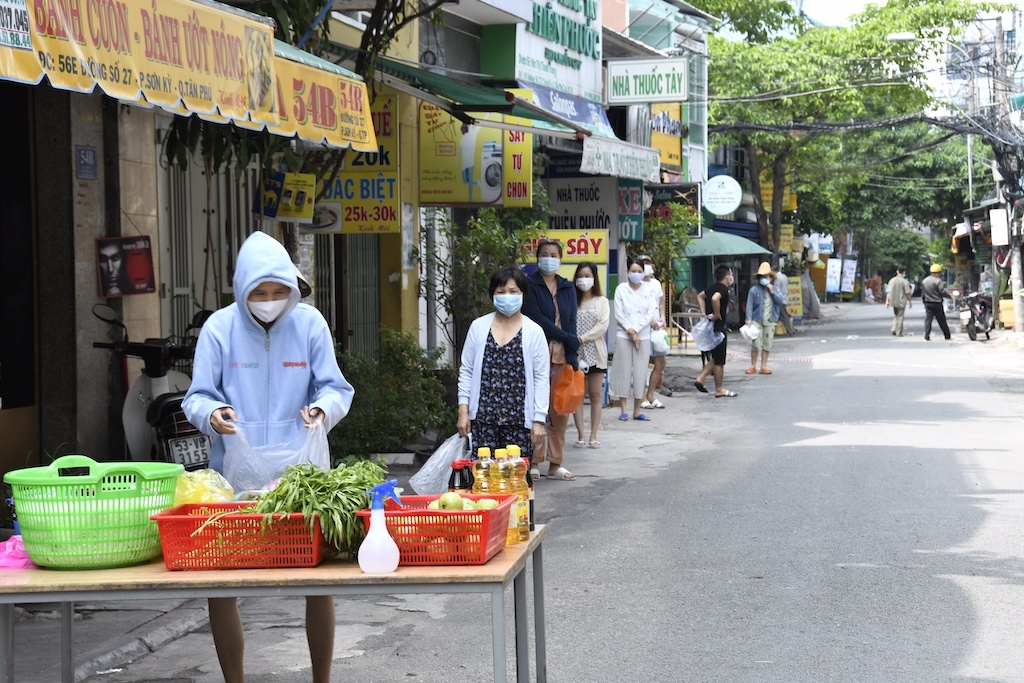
[183, 230, 353, 683]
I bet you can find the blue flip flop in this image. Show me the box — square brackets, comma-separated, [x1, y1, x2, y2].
[618, 413, 629, 421]
[633, 413, 651, 421]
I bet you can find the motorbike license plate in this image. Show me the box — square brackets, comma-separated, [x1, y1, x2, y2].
[169, 435, 211, 468]
[960, 311, 972, 323]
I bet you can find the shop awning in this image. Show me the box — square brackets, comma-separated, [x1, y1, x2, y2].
[518, 80, 660, 183]
[162, 41, 376, 151]
[684, 230, 770, 258]
[0, 0, 375, 151]
[359, 54, 590, 139]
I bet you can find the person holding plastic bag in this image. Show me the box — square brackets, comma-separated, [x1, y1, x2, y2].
[183, 231, 353, 683]
[611, 257, 661, 421]
[457, 266, 549, 474]
[523, 240, 578, 481]
[639, 255, 669, 410]
[694, 264, 737, 398]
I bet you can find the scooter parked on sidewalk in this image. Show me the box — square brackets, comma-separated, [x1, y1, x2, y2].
[93, 304, 213, 470]
[956, 291, 994, 341]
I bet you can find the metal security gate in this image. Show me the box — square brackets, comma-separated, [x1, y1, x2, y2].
[157, 120, 260, 342]
[342, 234, 379, 357]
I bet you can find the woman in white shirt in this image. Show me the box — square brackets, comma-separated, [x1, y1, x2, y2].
[611, 257, 660, 421]
[639, 255, 667, 409]
[571, 262, 609, 448]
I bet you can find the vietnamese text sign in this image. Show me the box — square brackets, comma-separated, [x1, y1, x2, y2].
[270, 56, 374, 152]
[617, 178, 643, 242]
[523, 229, 608, 264]
[651, 103, 682, 168]
[547, 177, 617, 247]
[503, 0, 602, 101]
[303, 94, 399, 233]
[0, 0, 277, 123]
[606, 57, 688, 105]
[419, 102, 531, 207]
[580, 135, 660, 184]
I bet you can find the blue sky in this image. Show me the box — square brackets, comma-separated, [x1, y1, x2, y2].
[799, 0, 873, 27]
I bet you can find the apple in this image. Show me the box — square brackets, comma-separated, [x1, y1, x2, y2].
[437, 492, 465, 510]
[476, 498, 499, 510]
[427, 499, 440, 510]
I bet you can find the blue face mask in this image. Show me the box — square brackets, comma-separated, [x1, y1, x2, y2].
[759, 277, 770, 286]
[538, 257, 560, 275]
[628, 272, 645, 285]
[493, 294, 523, 317]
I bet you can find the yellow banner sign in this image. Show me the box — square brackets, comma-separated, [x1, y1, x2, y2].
[271, 54, 375, 152]
[523, 230, 609, 264]
[301, 93, 399, 234]
[651, 102, 682, 168]
[419, 102, 532, 207]
[0, 0, 277, 123]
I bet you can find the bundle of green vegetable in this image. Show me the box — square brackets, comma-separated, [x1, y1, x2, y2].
[251, 459, 386, 553]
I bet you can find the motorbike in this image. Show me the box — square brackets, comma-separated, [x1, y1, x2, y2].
[93, 304, 213, 470]
[957, 291, 994, 341]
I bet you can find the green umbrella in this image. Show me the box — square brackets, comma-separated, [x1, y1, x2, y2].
[683, 229, 770, 258]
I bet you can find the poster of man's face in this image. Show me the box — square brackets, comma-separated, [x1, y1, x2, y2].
[96, 237, 155, 298]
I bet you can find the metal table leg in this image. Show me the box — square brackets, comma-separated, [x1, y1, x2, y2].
[61, 602, 74, 683]
[0, 603, 11, 683]
[533, 542, 546, 683]
[491, 585, 506, 683]
[514, 567, 529, 682]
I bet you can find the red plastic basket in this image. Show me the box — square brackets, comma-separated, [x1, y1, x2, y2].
[152, 502, 332, 570]
[356, 494, 517, 566]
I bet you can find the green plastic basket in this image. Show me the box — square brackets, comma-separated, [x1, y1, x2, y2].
[4, 455, 183, 570]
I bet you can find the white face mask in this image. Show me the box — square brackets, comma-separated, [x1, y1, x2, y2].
[576, 277, 594, 291]
[643, 264, 654, 277]
[248, 299, 288, 323]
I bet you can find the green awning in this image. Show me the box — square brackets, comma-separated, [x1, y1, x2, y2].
[322, 44, 587, 138]
[373, 56, 587, 138]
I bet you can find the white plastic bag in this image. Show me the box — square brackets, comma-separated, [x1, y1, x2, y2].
[409, 432, 467, 495]
[222, 424, 330, 493]
[651, 328, 670, 354]
[740, 324, 760, 342]
[691, 315, 725, 352]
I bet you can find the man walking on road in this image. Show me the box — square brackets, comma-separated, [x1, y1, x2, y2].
[920, 263, 951, 341]
[884, 265, 913, 336]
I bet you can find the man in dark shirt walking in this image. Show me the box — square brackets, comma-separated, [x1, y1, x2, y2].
[920, 264, 951, 341]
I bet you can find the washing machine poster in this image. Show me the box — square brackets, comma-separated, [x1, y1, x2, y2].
[419, 102, 504, 206]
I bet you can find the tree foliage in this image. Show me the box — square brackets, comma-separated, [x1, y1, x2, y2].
[704, 0, 1000, 258]
[625, 202, 696, 286]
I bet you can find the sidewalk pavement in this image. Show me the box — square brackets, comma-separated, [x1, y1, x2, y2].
[0, 301, 920, 681]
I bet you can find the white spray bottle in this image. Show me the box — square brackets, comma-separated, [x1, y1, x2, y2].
[358, 480, 405, 574]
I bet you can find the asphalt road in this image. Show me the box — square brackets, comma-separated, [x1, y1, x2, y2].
[80, 302, 1024, 683]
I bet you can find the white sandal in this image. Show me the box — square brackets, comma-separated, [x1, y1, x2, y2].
[651, 399, 666, 409]
[547, 466, 575, 481]
[640, 400, 654, 409]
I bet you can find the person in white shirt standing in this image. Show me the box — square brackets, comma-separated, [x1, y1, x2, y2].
[611, 257, 660, 421]
[639, 255, 668, 409]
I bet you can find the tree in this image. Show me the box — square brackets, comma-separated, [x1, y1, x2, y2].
[702, 0, 999, 258]
[625, 202, 696, 289]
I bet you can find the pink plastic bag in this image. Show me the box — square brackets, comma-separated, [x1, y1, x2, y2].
[0, 535, 37, 569]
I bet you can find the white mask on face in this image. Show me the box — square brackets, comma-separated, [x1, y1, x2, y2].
[643, 264, 654, 277]
[576, 277, 594, 291]
[248, 299, 288, 323]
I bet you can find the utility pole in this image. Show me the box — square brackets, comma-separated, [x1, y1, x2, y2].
[993, 19, 1024, 342]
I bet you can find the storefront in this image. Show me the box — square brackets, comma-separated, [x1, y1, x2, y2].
[0, 0, 374, 471]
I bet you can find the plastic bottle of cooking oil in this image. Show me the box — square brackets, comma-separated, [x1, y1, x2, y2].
[471, 447, 492, 494]
[506, 444, 530, 542]
[489, 448, 518, 545]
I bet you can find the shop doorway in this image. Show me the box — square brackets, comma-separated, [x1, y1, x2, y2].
[0, 82, 39, 471]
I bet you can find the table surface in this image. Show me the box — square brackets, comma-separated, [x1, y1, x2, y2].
[0, 526, 547, 597]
